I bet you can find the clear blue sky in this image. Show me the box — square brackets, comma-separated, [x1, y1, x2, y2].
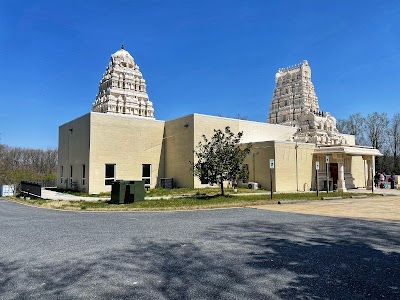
[1, 0, 399, 149]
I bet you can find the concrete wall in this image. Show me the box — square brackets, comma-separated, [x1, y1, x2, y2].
[350, 156, 367, 188]
[58, 114, 91, 191]
[165, 114, 302, 189]
[88, 113, 165, 194]
[244, 141, 275, 190]
[239, 121, 297, 143]
[274, 142, 315, 192]
[164, 115, 195, 188]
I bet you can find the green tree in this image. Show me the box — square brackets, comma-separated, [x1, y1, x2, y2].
[191, 126, 251, 196]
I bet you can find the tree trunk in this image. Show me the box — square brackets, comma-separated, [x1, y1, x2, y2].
[220, 178, 224, 196]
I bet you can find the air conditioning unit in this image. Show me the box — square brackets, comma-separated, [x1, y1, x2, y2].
[247, 182, 259, 189]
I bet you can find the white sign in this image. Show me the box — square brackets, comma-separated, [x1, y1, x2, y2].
[326, 156, 330, 164]
[316, 161, 320, 170]
[269, 159, 275, 169]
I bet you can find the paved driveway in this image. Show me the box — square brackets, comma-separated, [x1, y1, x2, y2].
[0, 199, 399, 299]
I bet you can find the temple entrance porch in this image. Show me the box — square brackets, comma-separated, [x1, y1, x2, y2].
[313, 146, 382, 192]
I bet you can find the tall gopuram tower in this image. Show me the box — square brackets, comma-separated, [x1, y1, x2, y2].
[267, 60, 347, 145]
[267, 60, 318, 126]
[92, 45, 155, 118]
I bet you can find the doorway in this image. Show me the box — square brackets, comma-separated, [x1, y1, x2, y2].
[330, 163, 338, 189]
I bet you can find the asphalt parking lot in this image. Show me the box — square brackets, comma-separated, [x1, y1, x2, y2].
[0, 198, 399, 299]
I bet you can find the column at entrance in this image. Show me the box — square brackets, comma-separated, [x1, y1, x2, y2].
[335, 154, 347, 192]
[363, 155, 375, 190]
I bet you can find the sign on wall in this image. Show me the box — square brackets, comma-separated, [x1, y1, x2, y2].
[269, 159, 275, 169]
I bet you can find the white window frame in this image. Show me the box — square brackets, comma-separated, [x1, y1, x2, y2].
[105, 164, 116, 185]
[142, 164, 151, 186]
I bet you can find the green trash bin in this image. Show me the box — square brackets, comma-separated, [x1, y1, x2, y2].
[110, 180, 127, 204]
[126, 180, 145, 203]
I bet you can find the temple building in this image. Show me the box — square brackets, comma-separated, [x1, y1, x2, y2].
[91, 45, 154, 118]
[58, 47, 381, 194]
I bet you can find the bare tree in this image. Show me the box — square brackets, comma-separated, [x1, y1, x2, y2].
[235, 114, 249, 120]
[364, 112, 389, 170]
[0, 144, 58, 191]
[388, 113, 400, 173]
[337, 113, 366, 145]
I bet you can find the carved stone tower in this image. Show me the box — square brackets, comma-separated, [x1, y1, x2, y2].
[267, 61, 348, 145]
[267, 60, 318, 126]
[92, 45, 155, 118]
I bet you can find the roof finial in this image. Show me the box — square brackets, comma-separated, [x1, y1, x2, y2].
[121, 44, 124, 50]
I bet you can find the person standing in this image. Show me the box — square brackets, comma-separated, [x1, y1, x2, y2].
[374, 172, 380, 188]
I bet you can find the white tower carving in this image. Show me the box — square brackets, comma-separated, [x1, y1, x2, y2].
[92, 45, 155, 118]
[267, 61, 348, 145]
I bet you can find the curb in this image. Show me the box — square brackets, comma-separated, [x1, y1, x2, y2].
[321, 196, 343, 200]
[278, 200, 308, 204]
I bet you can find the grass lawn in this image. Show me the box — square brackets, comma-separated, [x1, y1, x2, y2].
[10, 191, 376, 211]
[55, 187, 270, 198]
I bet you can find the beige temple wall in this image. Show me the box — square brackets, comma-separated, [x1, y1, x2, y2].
[88, 113, 165, 193]
[58, 114, 91, 191]
[243, 141, 315, 192]
[165, 114, 300, 189]
[164, 115, 195, 188]
[244, 141, 275, 190]
[350, 156, 367, 188]
[274, 142, 315, 192]
[238, 121, 297, 143]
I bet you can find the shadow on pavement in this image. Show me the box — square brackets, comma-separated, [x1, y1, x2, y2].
[1, 217, 399, 299]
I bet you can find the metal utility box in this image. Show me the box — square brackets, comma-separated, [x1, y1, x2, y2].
[110, 180, 145, 204]
[0, 185, 15, 197]
[160, 178, 173, 189]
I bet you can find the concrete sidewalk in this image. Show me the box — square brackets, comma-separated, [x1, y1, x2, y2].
[252, 196, 400, 223]
[40, 189, 110, 202]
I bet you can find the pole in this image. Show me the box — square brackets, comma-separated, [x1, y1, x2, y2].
[316, 169, 319, 197]
[295, 143, 299, 191]
[371, 163, 374, 194]
[326, 161, 329, 194]
[270, 168, 273, 199]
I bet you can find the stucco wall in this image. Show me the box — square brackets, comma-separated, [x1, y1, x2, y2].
[243, 141, 275, 190]
[57, 114, 90, 191]
[350, 156, 367, 188]
[164, 115, 195, 188]
[88, 113, 165, 193]
[274, 142, 315, 192]
[239, 121, 297, 143]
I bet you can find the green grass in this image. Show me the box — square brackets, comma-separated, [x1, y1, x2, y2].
[49, 187, 269, 198]
[10, 191, 376, 211]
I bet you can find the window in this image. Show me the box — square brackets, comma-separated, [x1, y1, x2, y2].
[105, 164, 116, 185]
[60, 166, 63, 183]
[70, 165, 73, 186]
[142, 164, 151, 185]
[82, 164, 86, 186]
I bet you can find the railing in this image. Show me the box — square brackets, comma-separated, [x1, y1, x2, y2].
[21, 181, 42, 198]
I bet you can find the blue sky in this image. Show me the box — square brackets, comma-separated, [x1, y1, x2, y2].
[1, 0, 399, 149]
